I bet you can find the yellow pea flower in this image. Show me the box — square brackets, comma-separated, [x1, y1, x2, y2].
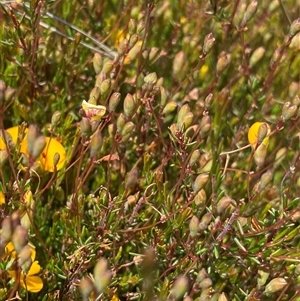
[5, 242, 43, 293]
[0, 126, 66, 172]
[248, 122, 271, 148]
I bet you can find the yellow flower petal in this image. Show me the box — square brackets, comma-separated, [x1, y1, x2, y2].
[248, 122, 270, 147]
[22, 275, 43, 292]
[27, 260, 41, 275]
[37, 137, 66, 172]
[0, 191, 5, 205]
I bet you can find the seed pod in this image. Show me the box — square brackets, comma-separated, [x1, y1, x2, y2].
[292, 95, 300, 106]
[93, 52, 103, 74]
[289, 82, 299, 99]
[193, 174, 209, 194]
[196, 269, 208, 284]
[162, 101, 177, 115]
[129, 34, 139, 49]
[117, 113, 126, 132]
[173, 51, 186, 77]
[264, 278, 287, 294]
[170, 275, 189, 299]
[189, 215, 200, 237]
[108, 92, 121, 112]
[202, 33, 215, 55]
[204, 93, 213, 109]
[254, 143, 267, 167]
[257, 123, 270, 146]
[11, 225, 28, 253]
[160, 86, 168, 107]
[249, 47, 265, 68]
[149, 47, 160, 62]
[144, 72, 157, 84]
[137, 21, 145, 34]
[95, 71, 106, 89]
[289, 18, 300, 38]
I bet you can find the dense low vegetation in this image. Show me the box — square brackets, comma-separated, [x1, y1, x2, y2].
[0, 1, 300, 300]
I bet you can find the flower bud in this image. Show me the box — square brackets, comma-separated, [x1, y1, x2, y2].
[95, 72, 106, 89]
[137, 21, 145, 34]
[204, 93, 213, 109]
[80, 117, 91, 137]
[94, 258, 111, 293]
[144, 72, 157, 85]
[189, 215, 200, 237]
[189, 150, 201, 167]
[51, 111, 61, 127]
[160, 86, 168, 107]
[264, 278, 287, 294]
[4, 86, 16, 102]
[11, 225, 28, 253]
[170, 275, 189, 299]
[194, 189, 206, 206]
[121, 121, 135, 136]
[128, 19, 137, 35]
[281, 102, 298, 121]
[80, 277, 94, 299]
[173, 51, 186, 77]
[108, 92, 121, 112]
[18, 245, 32, 267]
[295, 264, 300, 275]
[289, 82, 299, 99]
[260, 170, 273, 190]
[124, 93, 136, 117]
[129, 34, 139, 49]
[193, 174, 209, 194]
[241, 1, 258, 27]
[1, 217, 12, 244]
[0, 149, 8, 166]
[199, 212, 212, 231]
[27, 125, 39, 157]
[216, 52, 231, 74]
[149, 47, 160, 62]
[257, 123, 270, 146]
[289, 18, 300, 38]
[32, 136, 46, 160]
[178, 104, 193, 130]
[200, 115, 211, 137]
[89, 87, 101, 103]
[257, 270, 269, 288]
[292, 95, 300, 106]
[202, 33, 215, 55]
[102, 60, 114, 75]
[218, 292, 228, 301]
[273, 147, 287, 169]
[196, 269, 208, 283]
[100, 79, 111, 96]
[217, 196, 233, 214]
[254, 143, 267, 167]
[249, 47, 265, 68]
[199, 278, 212, 289]
[90, 131, 102, 158]
[118, 39, 129, 56]
[11, 211, 21, 230]
[125, 168, 138, 190]
[93, 52, 103, 74]
[162, 101, 177, 115]
[117, 113, 126, 132]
